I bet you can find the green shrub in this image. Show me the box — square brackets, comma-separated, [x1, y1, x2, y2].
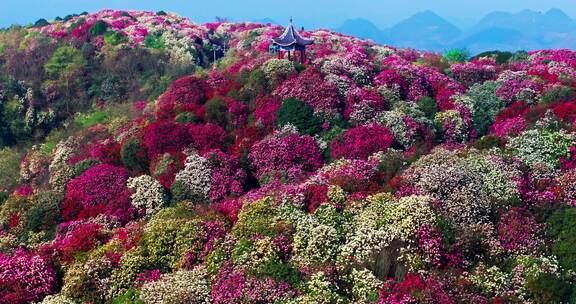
[473, 50, 513, 64]
[276, 98, 322, 135]
[144, 34, 165, 49]
[443, 49, 469, 63]
[417, 96, 438, 120]
[540, 86, 576, 105]
[112, 289, 144, 304]
[468, 81, 505, 135]
[232, 197, 279, 238]
[104, 31, 128, 46]
[175, 112, 198, 123]
[90, 20, 108, 37]
[205, 97, 229, 127]
[121, 138, 149, 173]
[44, 46, 86, 78]
[75, 110, 108, 128]
[546, 208, 576, 271]
[0, 147, 23, 191]
[525, 273, 573, 303]
[170, 180, 200, 203]
[33, 19, 49, 28]
[140, 212, 205, 270]
[26, 191, 61, 234]
[473, 135, 505, 150]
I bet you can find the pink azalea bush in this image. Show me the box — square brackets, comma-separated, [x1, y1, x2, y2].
[0, 251, 57, 303]
[331, 124, 394, 159]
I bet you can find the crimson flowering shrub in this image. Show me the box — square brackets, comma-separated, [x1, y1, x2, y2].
[273, 68, 342, 114]
[189, 123, 227, 153]
[61, 164, 133, 223]
[497, 208, 543, 254]
[249, 134, 323, 182]
[156, 76, 211, 120]
[41, 221, 109, 262]
[0, 251, 57, 304]
[143, 122, 194, 158]
[331, 124, 394, 160]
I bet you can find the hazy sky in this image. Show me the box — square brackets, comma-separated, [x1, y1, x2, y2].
[1, 0, 576, 29]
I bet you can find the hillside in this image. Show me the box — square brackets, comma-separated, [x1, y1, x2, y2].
[0, 9, 576, 304]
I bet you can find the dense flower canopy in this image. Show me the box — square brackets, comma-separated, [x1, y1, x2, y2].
[0, 8, 575, 304]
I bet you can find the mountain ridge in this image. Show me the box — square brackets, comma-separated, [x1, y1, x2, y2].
[336, 8, 576, 53]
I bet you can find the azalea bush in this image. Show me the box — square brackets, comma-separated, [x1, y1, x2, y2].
[0, 9, 576, 303]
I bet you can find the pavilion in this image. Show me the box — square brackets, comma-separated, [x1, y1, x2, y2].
[270, 18, 313, 64]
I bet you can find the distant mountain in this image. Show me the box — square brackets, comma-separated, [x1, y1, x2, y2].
[385, 10, 461, 51]
[335, 8, 576, 54]
[252, 17, 278, 25]
[336, 18, 389, 44]
[452, 28, 540, 53]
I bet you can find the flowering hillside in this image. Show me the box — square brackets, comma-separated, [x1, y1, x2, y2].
[1, 9, 576, 303]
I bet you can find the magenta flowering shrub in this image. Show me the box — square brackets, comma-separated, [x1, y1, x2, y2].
[450, 58, 497, 87]
[156, 75, 211, 120]
[273, 68, 342, 114]
[204, 150, 247, 201]
[62, 164, 134, 223]
[497, 208, 543, 254]
[249, 134, 323, 182]
[143, 122, 194, 158]
[0, 251, 57, 303]
[331, 124, 394, 159]
[211, 265, 295, 304]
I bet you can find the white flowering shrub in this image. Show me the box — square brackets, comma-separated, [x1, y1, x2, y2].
[140, 266, 211, 304]
[469, 263, 513, 297]
[48, 138, 78, 193]
[174, 153, 212, 202]
[41, 294, 77, 304]
[340, 193, 435, 274]
[349, 268, 382, 303]
[508, 128, 575, 172]
[127, 175, 167, 216]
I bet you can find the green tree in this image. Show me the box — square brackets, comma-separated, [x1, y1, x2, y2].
[276, 98, 322, 135]
[44, 46, 86, 78]
[443, 49, 469, 63]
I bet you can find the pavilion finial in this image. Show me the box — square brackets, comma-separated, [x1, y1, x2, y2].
[290, 17, 293, 24]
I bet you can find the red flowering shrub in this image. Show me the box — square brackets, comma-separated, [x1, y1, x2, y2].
[249, 134, 323, 182]
[379, 273, 427, 304]
[156, 76, 211, 120]
[42, 222, 109, 262]
[303, 184, 329, 212]
[189, 123, 227, 153]
[553, 101, 576, 124]
[273, 69, 341, 113]
[90, 140, 122, 165]
[252, 97, 281, 130]
[497, 208, 543, 254]
[0, 251, 57, 304]
[143, 122, 194, 158]
[62, 164, 133, 222]
[331, 124, 394, 159]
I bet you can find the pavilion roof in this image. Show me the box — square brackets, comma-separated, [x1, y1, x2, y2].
[272, 19, 314, 47]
